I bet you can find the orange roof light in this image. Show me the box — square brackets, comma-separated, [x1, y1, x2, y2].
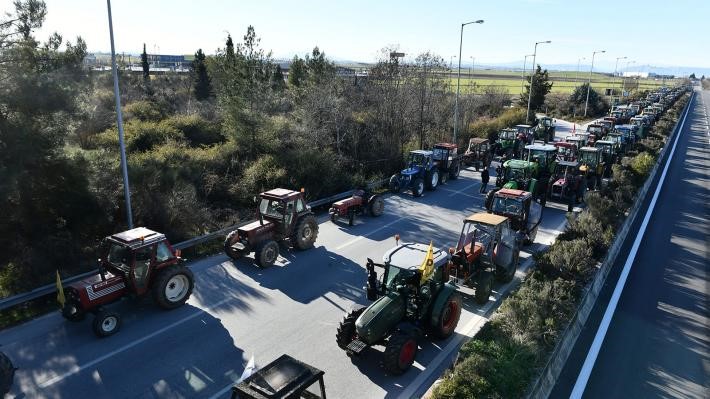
[395, 234, 400, 245]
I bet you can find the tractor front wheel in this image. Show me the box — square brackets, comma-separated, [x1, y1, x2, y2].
[368, 196, 385, 217]
[0, 352, 15, 395]
[432, 292, 462, 339]
[255, 240, 280, 267]
[383, 333, 418, 375]
[474, 271, 493, 304]
[61, 300, 86, 322]
[152, 266, 194, 310]
[426, 168, 439, 190]
[92, 310, 122, 338]
[336, 307, 365, 350]
[293, 215, 318, 250]
[412, 178, 425, 197]
[496, 259, 516, 283]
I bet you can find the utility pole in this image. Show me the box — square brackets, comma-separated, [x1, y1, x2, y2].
[453, 19, 484, 144]
[526, 40, 551, 123]
[520, 54, 533, 95]
[584, 50, 605, 117]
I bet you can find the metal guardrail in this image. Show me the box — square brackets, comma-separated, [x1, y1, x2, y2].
[0, 179, 390, 312]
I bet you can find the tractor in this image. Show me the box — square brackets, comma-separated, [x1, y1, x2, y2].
[578, 147, 605, 190]
[494, 128, 521, 158]
[449, 213, 521, 303]
[329, 189, 385, 226]
[554, 141, 578, 162]
[224, 188, 318, 267]
[389, 150, 439, 197]
[489, 159, 547, 208]
[630, 116, 649, 138]
[335, 242, 462, 375]
[485, 189, 542, 245]
[463, 138, 491, 171]
[59, 227, 194, 337]
[598, 119, 614, 133]
[548, 160, 583, 211]
[0, 352, 15, 396]
[565, 135, 586, 150]
[524, 144, 557, 177]
[604, 132, 627, 155]
[431, 143, 462, 184]
[585, 124, 607, 143]
[515, 124, 535, 145]
[534, 116, 556, 142]
[614, 124, 638, 151]
[594, 140, 618, 173]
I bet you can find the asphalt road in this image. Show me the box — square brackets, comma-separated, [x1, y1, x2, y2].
[551, 87, 709, 399]
[1, 155, 574, 399]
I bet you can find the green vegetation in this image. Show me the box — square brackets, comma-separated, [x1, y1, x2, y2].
[433, 93, 690, 399]
[519, 65, 553, 122]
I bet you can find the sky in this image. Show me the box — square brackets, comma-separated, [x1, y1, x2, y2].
[3, 0, 709, 73]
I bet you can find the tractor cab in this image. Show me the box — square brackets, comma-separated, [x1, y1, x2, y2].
[615, 124, 638, 147]
[549, 160, 582, 204]
[586, 124, 606, 142]
[534, 116, 556, 142]
[486, 189, 542, 245]
[555, 141, 578, 161]
[524, 144, 557, 175]
[601, 118, 617, 130]
[463, 138, 491, 171]
[594, 140, 617, 165]
[432, 143, 457, 165]
[257, 189, 311, 235]
[566, 135, 586, 149]
[405, 150, 433, 173]
[579, 147, 602, 171]
[605, 132, 626, 155]
[98, 227, 179, 295]
[515, 124, 535, 144]
[496, 159, 538, 191]
[496, 128, 520, 157]
[610, 111, 626, 123]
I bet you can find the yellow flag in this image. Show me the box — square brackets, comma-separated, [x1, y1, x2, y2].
[419, 241, 435, 284]
[56, 270, 66, 308]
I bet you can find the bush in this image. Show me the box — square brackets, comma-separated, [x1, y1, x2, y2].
[94, 120, 184, 152]
[585, 191, 622, 227]
[123, 100, 165, 121]
[630, 152, 656, 178]
[162, 114, 224, 147]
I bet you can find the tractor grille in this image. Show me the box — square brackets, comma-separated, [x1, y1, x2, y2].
[86, 282, 125, 301]
[346, 339, 367, 355]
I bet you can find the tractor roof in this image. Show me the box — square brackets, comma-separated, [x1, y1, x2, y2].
[110, 227, 166, 249]
[410, 150, 433, 156]
[515, 124, 532, 129]
[261, 188, 301, 200]
[525, 144, 556, 151]
[566, 136, 583, 141]
[555, 142, 576, 148]
[558, 160, 580, 167]
[434, 143, 457, 150]
[495, 188, 530, 199]
[382, 242, 449, 270]
[469, 137, 488, 144]
[465, 212, 508, 226]
[504, 159, 534, 169]
[595, 140, 614, 145]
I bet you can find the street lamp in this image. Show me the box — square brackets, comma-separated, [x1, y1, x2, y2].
[106, 0, 133, 228]
[575, 57, 585, 84]
[584, 50, 605, 117]
[622, 60, 635, 95]
[526, 40, 551, 123]
[611, 56, 627, 108]
[453, 19, 484, 144]
[520, 54, 534, 94]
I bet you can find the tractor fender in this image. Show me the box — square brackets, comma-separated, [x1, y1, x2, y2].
[428, 284, 459, 329]
[355, 292, 406, 345]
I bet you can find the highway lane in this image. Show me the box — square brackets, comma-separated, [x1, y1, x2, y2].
[1, 164, 571, 399]
[552, 88, 708, 399]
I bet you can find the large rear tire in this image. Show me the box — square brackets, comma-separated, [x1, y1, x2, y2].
[450, 162, 461, 179]
[293, 214, 318, 249]
[368, 196, 384, 217]
[426, 168, 439, 190]
[383, 333, 418, 375]
[412, 178, 425, 197]
[474, 271, 493, 304]
[432, 292, 462, 339]
[0, 352, 15, 395]
[92, 310, 122, 338]
[336, 307, 365, 350]
[255, 240, 279, 267]
[152, 266, 194, 310]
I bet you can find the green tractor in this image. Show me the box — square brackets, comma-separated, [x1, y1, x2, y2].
[489, 159, 547, 207]
[534, 116, 556, 142]
[494, 128, 521, 158]
[524, 143, 557, 177]
[336, 242, 462, 375]
[594, 140, 617, 175]
[578, 146, 605, 190]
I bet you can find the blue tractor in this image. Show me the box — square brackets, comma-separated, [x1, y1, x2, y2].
[389, 150, 439, 197]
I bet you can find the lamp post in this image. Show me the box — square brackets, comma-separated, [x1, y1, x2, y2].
[575, 57, 585, 84]
[526, 40, 551, 123]
[584, 50, 605, 117]
[453, 19, 484, 144]
[106, 0, 133, 228]
[622, 60, 635, 95]
[611, 56, 627, 109]
[520, 54, 534, 95]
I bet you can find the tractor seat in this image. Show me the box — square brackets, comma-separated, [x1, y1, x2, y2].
[463, 242, 483, 263]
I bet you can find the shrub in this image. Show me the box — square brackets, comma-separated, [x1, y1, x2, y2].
[123, 100, 165, 121]
[162, 114, 224, 147]
[585, 191, 622, 227]
[630, 152, 656, 178]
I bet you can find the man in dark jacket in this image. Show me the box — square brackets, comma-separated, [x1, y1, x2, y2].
[480, 167, 490, 193]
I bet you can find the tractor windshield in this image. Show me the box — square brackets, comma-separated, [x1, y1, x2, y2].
[432, 148, 449, 161]
[500, 130, 516, 140]
[492, 197, 523, 216]
[407, 153, 428, 168]
[457, 221, 494, 253]
[107, 243, 131, 271]
[385, 265, 416, 288]
[542, 118, 552, 127]
[505, 167, 526, 181]
[579, 151, 598, 164]
[588, 126, 603, 134]
[259, 198, 285, 219]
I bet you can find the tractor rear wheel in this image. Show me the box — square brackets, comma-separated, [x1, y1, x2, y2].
[450, 162, 461, 179]
[383, 333, 418, 375]
[0, 352, 15, 395]
[474, 271, 493, 304]
[336, 307, 365, 350]
[92, 310, 122, 338]
[426, 168, 439, 190]
[439, 170, 448, 185]
[255, 240, 279, 267]
[152, 266, 194, 310]
[432, 292, 462, 339]
[224, 230, 243, 261]
[496, 259, 516, 283]
[293, 215, 318, 250]
[412, 178, 425, 197]
[368, 196, 384, 217]
[389, 175, 401, 193]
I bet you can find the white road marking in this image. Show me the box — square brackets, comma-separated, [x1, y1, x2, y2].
[570, 92, 694, 398]
[335, 216, 406, 250]
[448, 182, 480, 197]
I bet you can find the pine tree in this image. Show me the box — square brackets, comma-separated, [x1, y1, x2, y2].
[519, 65, 553, 120]
[141, 43, 149, 81]
[192, 48, 212, 100]
[272, 64, 286, 91]
[288, 55, 307, 87]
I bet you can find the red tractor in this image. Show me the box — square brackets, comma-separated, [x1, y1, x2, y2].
[224, 188, 318, 268]
[431, 143, 462, 183]
[329, 189, 385, 226]
[554, 142, 578, 162]
[59, 227, 194, 337]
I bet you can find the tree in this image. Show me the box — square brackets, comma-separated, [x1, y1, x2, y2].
[305, 46, 335, 84]
[689, 73, 696, 79]
[141, 43, 149, 81]
[272, 64, 286, 91]
[519, 65, 553, 120]
[288, 55, 307, 87]
[192, 48, 212, 100]
[569, 83, 608, 117]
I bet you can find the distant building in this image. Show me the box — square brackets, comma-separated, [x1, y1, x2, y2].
[623, 71, 649, 78]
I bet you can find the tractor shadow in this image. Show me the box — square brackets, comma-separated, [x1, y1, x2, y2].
[189, 260, 271, 314]
[7, 305, 247, 399]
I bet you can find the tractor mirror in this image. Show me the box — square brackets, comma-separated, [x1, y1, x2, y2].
[175, 249, 182, 258]
[253, 196, 258, 203]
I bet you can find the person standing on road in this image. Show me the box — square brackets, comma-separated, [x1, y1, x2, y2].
[480, 167, 490, 194]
